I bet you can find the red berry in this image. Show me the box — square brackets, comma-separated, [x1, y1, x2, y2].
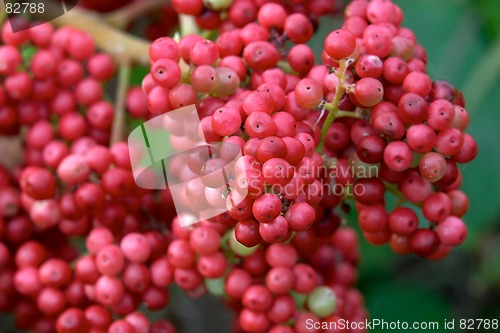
[324, 29, 356, 59]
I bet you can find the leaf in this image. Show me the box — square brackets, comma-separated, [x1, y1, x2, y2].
[462, 38, 500, 113]
[475, 0, 500, 39]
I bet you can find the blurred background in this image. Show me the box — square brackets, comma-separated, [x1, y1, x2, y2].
[1, 0, 499, 332]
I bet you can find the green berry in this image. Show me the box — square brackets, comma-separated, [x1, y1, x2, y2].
[229, 229, 258, 257]
[205, 277, 226, 297]
[307, 286, 337, 318]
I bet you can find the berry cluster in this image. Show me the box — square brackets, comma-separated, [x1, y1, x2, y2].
[172, 0, 336, 29]
[0, 0, 478, 332]
[167, 221, 367, 333]
[143, 0, 477, 261]
[327, 0, 477, 258]
[0, 19, 177, 332]
[143, 4, 341, 247]
[0, 17, 115, 143]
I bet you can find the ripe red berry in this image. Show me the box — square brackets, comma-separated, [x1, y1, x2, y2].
[151, 58, 181, 88]
[419, 152, 447, 182]
[324, 29, 356, 59]
[259, 216, 289, 243]
[410, 229, 440, 257]
[96, 244, 125, 276]
[243, 41, 280, 71]
[388, 207, 419, 236]
[436, 216, 467, 246]
[284, 14, 314, 44]
[406, 124, 436, 153]
[383, 141, 413, 172]
[398, 92, 428, 124]
[295, 79, 324, 110]
[354, 78, 384, 107]
[57, 308, 88, 333]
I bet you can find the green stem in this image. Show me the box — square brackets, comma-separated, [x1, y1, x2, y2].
[316, 59, 349, 153]
[336, 110, 364, 119]
[202, 29, 218, 40]
[277, 60, 298, 75]
[110, 63, 131, 146]
[179, 14, 200, 37]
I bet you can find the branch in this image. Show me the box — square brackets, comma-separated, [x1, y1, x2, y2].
[0, 7, 7, 26]
[179, 14, 200, 37]
[105, 0, 169, 29]
[111, 63, 131, 145]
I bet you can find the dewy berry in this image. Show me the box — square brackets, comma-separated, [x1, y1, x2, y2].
[0, 1, 480, 332]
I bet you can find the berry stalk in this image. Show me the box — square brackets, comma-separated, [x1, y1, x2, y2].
[111, 63, 131, 146]
[336, 110, 364, 120]
[179, 14, 200, 37]
[0, 7, 7, 26]
[317, 58, 351, 153]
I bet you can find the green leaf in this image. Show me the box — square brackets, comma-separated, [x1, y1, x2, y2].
[462, 38, 500, 113]
[475, 0, 500, 39]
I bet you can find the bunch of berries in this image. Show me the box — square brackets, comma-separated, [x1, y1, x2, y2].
[0, 0, 478, 332]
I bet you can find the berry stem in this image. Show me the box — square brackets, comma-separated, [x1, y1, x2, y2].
[179, 14, 200, 37]
[336, 110, 364, 119]
[0, 7, 7, 26]
[110, 63, 131, 146]
[317, 58, 350, 153]
[202, 29, 218, 40]
[277, 60, 298, 75]
[104, 0, 169, 29]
